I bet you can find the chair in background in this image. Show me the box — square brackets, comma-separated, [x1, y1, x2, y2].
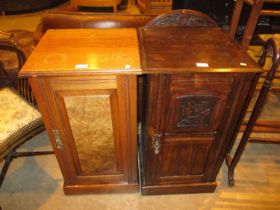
[226, 36, 280, 186]
[0, 39, 53, 188]
[0, 30, 36, 104]
[229, 0, 280, 50]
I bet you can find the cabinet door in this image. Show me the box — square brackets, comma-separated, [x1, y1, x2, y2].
[30, 75, 138, 194]
[143, 73, 235, 187]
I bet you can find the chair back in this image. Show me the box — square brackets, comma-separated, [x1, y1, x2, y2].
[258, 37, 280, 79]
[0, 59, 12, 87]
[33, 11, 157, 43]
[0, 40, 34, 104]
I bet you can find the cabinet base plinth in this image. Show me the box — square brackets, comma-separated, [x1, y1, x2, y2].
[63, 183, 139, 195]
[141, 182, 217, 195]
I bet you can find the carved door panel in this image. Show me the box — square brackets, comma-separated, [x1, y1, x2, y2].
[144, 74, 234, 186]
[165, 74, 232, 133]
[37, 76, 138, 189]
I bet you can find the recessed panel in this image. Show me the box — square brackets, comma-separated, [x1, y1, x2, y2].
[64, 94, 118, 175]
[159, 135, 213, 178]
[166, 74, 233, 132]
[175, 95, 217, 128]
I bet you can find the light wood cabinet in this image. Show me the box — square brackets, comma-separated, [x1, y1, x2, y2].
[20, 29, 140, 194]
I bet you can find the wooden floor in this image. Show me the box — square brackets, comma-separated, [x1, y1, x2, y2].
[0, 131, 279, 210]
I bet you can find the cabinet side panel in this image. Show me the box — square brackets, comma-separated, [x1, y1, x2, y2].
[207, 73, 259, 180]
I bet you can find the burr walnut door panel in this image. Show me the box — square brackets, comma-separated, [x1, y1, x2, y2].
[33, 75, 138, 192]
[143, 73, 235, 186]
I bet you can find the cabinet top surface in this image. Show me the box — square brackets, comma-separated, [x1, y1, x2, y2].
[139, 27, 262, 73]
[20, 29, 141, 77]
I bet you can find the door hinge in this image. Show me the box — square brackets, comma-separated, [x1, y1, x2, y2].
[152, 133, 162, 155]
[52, 129, 63, 150]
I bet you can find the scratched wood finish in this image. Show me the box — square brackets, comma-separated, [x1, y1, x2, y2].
[139, 27, 261, 73]
[139, 27, 263, 195]
[21, 29, 139, 194]
[20, 29, 141, 77]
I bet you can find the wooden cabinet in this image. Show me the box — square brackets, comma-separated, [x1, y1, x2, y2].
[30, 75, 138, 194]
[20, 29, 140, 194]
[72, 0, 123, 12]
[137, 0, 173, 13]
[138, 27, 263, 195]
[20, 26, 263, 196]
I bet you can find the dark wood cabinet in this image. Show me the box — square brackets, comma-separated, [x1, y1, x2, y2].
[138, 27, 263, 195]
[20, 29, 140, 194]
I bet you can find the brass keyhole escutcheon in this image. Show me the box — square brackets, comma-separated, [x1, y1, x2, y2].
[152, 133, 162, 155]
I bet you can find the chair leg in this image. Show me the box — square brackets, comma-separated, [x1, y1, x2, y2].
[226, 133, 249, 187]
[226, 153, 235, 187]
[0, 152, 14, 188]
[0, 150, 53, 188]
[13, 151, 54, 158]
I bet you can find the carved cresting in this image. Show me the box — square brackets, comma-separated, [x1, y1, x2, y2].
[177, 95, 217, 128]
[145, 9, 217, 28]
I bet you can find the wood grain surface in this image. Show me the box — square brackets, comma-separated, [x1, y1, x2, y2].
[139, 27, 263, 73]
[20, 29, 141, 77]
